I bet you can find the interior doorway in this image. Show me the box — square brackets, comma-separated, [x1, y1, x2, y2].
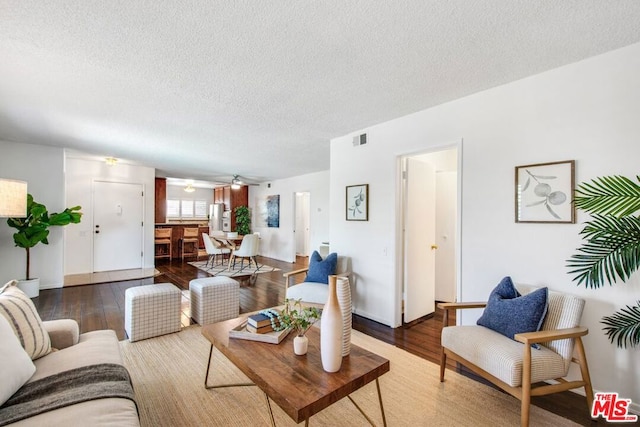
[400, 146, 459, 324]
[93, 181, 144, 272]
[294, 192, 310, 257]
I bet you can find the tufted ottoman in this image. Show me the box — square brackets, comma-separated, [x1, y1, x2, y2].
[189, 277, 239, 325]
[124, 283, 182, 342]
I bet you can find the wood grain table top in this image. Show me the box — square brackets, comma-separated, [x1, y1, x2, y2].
[202, 316, 390, 423]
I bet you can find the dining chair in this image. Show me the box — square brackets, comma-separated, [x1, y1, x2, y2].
[227, 234, 259, 271]
[202, 233, 231, 267]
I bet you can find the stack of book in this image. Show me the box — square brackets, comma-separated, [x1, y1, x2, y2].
[246, 312, 280, 334]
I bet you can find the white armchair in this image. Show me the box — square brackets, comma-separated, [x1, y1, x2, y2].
[283, 256, 351, 306]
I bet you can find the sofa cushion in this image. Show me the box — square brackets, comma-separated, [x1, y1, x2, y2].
[29, 330, 123, 383]
[0, 315, 36, 406]
[0, 281, 51, 360]
[477, 276, 548, 342]
[304, 251, 337, 284]
[286, 282, 330, 305]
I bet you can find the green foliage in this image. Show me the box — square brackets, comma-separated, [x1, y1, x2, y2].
[566, 215, 640, 288]
[278, 298, 320, 337]
[234, 205, 251, 235]
[567, 175, 640, 348]
[574, 175, 640, 217]
[6, 194, 82, 279]
[601, 301, 640, 349]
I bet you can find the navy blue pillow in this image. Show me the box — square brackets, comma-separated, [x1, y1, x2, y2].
[477, 277, 548, 344]
[304, 251, 337, 284]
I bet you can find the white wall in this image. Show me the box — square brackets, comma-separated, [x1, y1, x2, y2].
[0, 141, 66, 288]
[330, 42, 640, 406]
[249, 171, 329, 263]
[64, 154, 156, 275]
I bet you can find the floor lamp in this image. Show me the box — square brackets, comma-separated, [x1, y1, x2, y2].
[0, 179, 32, 296]
[0, 178, 27, 218]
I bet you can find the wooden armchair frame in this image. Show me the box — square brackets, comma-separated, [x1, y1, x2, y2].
[438, 302, 594, 427]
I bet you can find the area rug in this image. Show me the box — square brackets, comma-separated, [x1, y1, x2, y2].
[188, 260, 280, 278]
[119, 326, 578, 427]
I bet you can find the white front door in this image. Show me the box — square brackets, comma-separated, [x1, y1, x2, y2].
[93, 181, 144, 272]
[403, 157, 436, 323]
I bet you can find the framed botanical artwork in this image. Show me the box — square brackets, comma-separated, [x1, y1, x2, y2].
[346, 184, 368, 221]
[515, 160, 575, 223]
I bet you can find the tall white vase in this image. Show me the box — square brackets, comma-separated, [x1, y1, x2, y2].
[336, 276, 352, 356]
[321, 275, 343, 372]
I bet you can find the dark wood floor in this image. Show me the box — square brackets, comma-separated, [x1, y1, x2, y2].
[34, 256, 600, 426]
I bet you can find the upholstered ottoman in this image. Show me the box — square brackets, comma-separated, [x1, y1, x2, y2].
[124, 283, 182, 342]
[189, 277, 239, 325]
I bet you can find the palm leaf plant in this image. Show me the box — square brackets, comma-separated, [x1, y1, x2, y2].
[567, 175, 640, 348]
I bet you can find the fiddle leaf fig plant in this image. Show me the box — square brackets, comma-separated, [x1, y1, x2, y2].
[7, 194, 82, 280]
[567, 175, 640, 348]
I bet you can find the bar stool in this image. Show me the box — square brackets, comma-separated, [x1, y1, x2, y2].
[154, 228, 172, 259]
[181, 227, 199, 260]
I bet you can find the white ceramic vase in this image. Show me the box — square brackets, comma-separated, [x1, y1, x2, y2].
[336, 276, 352, 356]
[320, 275, 343, 372]
[293, 335, 308, 355]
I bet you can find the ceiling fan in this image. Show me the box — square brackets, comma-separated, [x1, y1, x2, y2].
[229, 174, 260, 189]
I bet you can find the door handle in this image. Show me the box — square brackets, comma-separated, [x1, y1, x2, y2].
[431, 244, 438, 250]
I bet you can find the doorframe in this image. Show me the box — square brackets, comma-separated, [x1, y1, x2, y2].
[394, 139, 463, 327]
[294, 192, 311, 257]
[91, 179, 146, 273]
[292, 191, 312, 262]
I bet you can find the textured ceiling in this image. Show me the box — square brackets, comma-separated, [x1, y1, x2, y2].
[2, 1, 640, 183]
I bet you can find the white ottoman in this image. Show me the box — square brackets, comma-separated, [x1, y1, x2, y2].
[189, 277, 239, 325]
[125, 283, 182, 342]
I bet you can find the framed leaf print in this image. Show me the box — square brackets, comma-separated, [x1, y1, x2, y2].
[515, 160, 575, 223]
[346, 184, 368, 221]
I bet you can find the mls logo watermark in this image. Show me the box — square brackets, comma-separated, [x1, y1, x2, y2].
[592, 392, 638, 422]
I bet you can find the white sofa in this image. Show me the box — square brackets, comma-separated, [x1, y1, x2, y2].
[3, 319, 140, 426]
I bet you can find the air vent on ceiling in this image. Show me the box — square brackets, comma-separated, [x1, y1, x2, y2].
[352, 133, 367, 147]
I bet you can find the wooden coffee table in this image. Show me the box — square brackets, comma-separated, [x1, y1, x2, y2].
[202, 315, 390, 426]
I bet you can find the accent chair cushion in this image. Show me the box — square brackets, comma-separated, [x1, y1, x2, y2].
[0, 314, 36, 405]
[304, 251, 337, 284]
[477, 276, 548, 342]
[0, 281, 52, 360]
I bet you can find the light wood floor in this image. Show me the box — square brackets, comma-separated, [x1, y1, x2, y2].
[34, 256, 600, 426]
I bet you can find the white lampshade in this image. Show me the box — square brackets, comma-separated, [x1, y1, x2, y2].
[0, 179, 27, 217]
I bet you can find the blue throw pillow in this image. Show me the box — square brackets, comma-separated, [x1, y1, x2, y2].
[304, 251, 337, 284]
[477, 276, 548, 345]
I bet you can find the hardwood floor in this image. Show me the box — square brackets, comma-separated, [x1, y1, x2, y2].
[34, 256, 599, 426]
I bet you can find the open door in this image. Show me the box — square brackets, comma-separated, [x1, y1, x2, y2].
[403, 157, 436, 323]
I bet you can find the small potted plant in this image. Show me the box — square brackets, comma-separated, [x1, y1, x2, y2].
[278, 298, 320, 355]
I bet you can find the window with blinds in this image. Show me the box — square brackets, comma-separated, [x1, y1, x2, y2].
[167, 199, 208, 219]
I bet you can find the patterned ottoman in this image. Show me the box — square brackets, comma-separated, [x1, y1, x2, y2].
[124, 283, 182, 342]
[189, 277, 239, 325]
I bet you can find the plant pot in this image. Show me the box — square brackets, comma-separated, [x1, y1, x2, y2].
[17, 278, 40, 298]
[293, 335, 308, 355]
